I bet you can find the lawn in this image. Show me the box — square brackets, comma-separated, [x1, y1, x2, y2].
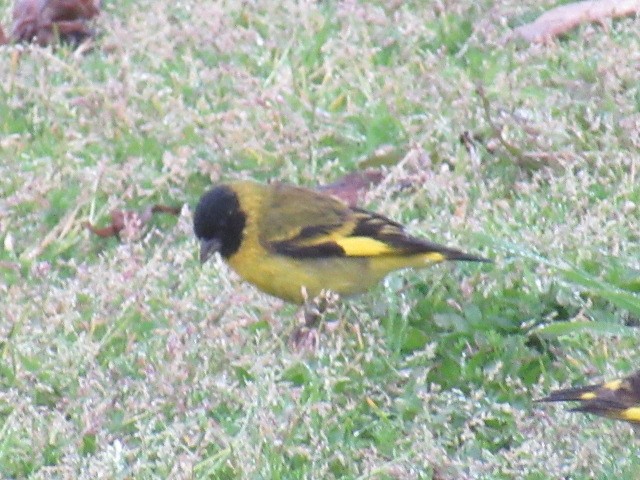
[1, 0, 639, 478]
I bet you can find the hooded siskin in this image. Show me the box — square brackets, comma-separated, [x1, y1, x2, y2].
[194, 180, 489, 304]
[539, 369, 640, 426]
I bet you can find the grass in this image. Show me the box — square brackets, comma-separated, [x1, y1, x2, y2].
[1, 0, 639, 478]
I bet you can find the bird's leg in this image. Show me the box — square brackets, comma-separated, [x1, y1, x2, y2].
[289, 289, 340, 350]
[303, 291, 325, 327]
[305, 289, 340, 327]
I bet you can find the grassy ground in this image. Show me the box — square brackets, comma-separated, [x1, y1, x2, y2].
[1, 0, 639, 478]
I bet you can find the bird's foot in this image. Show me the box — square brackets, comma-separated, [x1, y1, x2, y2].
[289, 324, 319, 351]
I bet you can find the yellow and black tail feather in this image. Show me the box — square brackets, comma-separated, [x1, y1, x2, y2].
[539, 370, 640, 425]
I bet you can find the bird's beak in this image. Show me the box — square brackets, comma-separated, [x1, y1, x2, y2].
[200, 238, 222, 264]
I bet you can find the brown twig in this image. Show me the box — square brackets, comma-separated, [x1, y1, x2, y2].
[476, 85, 569, 171]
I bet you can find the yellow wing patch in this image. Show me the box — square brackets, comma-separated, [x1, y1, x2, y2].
[603, 379, 623, 391]
[621, 407, 640, 423]
[331, 235, 447, 261]
[332, 236, 397, 256]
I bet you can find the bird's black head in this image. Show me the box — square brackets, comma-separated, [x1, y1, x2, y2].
[193, 185, 246, 262]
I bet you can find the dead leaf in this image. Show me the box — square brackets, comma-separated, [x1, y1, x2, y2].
[510, 0, 640, 44]
[85, 204, 182, 240]
[0, 25, 7, 45]
[12, 0, 100, 46]
[23, 202, 84, 260]
[318, 169, 384, 206]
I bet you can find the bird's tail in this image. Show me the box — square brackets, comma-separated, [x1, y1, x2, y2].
[443, 249, 492, 263]
[537, 384, 599, 403]
[537, 379, 640, 423]
[408, 238, 491, 263]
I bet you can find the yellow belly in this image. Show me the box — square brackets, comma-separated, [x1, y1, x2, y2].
[227, 243, 440, 303]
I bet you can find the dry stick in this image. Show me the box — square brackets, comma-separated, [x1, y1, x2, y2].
[22, 201, 85, 260]
[88, 162, 106, 227]
[476, 85, 566, 171]
[476, 85, 526, 159]
[4, 51, 22, 95]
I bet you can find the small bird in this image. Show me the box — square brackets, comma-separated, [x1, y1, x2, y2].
[538, 370, 640, 426]
[193, 180, 489, 304]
